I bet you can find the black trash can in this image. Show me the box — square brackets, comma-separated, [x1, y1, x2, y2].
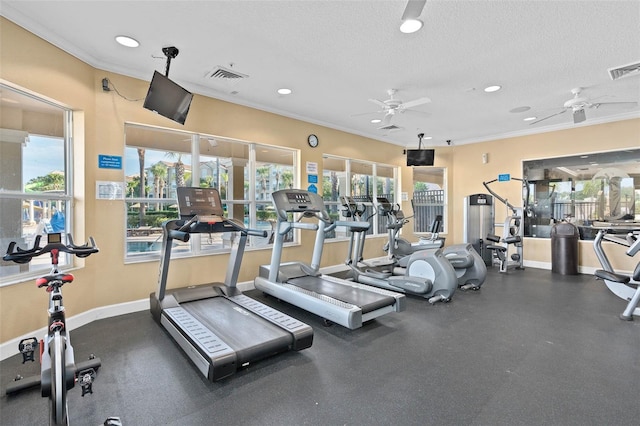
[551, 222, 579, 275]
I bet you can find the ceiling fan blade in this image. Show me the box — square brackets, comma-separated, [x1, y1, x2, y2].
[399, 97, 431, 109]
[592, 101, 638, 108]
[573, 109, 586, 124]
[351, 110, 383, 117]
[402, 0, 427, 20]
[368, 98, 388, 108]
[529, 109, 567, 125]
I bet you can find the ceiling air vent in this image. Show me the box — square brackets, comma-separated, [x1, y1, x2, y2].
[378, 124, 402, 131]
[608, 61, 640, 80]
[206, 65, 248, 80]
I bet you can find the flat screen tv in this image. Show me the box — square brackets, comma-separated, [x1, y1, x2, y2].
[406, 149, 435, 166]
[143, 71, 193, 125]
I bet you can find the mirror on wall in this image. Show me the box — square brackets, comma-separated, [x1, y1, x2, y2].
[523, 149, 640, 239]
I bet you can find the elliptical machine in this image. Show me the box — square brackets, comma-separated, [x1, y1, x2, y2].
[376, 196, 443, 267]
[338, 196, 457, 303]
[374, 196, 487, 290]
[483, 176, 529, 273]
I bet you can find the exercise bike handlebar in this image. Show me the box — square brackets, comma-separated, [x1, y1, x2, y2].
[3, 234, 99, 264]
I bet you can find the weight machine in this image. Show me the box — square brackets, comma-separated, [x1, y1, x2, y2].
[483, 176, 529, 273]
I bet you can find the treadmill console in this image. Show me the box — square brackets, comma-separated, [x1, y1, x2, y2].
[272, 189, 328, 219]
[177, 187, 224, 220]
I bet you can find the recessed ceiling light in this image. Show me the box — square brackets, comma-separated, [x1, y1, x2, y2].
[400, 19, 423, 34]
[371, 119, 382, 123]
[277, 88, 292, 95]
[115, 35, 139, 48]
[523, 116, 537, 122]
[484, 85, 501, 93]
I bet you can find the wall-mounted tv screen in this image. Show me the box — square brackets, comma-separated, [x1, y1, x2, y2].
[406, 149, 435, 166]
[143, 71, 193, 125]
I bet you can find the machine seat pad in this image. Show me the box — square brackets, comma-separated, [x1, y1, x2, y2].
[288, 276, 396, 314]
[594, 269, 630, 284]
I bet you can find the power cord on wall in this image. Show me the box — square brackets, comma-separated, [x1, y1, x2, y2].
[101, 77, 144, 102]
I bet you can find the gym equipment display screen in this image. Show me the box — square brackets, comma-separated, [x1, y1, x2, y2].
[406, 149, 435, 166]
[143, 71, 193, 125]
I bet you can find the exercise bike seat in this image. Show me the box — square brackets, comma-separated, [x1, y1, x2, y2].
[36, 273, 74, 288]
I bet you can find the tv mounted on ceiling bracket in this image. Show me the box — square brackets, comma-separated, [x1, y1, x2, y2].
[406, 149, 435, 166]
[406, 133, 435, 166]
[143, 46, 193, 125]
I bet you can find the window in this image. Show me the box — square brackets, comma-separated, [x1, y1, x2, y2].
[0, 82, 73, 283]
[322, 155, 399, 240]
[523, 149, 640, 239]
[412, 167, 446, 234]
[124, 124, 298, 260]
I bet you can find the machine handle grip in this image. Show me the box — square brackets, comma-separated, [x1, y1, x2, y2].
[247, 229, 268, 238]
[168, 230, 190, 242]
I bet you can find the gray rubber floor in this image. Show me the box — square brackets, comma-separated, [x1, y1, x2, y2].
[1, 267, 639, 425]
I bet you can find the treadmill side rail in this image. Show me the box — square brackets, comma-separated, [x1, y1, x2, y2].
[161, 308, 237, 381]
[227, 294, 313, 350]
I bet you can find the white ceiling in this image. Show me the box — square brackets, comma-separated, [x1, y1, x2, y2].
[2, 0, 640, 148]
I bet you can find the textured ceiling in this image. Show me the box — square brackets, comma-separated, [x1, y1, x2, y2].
[2, 0, 639, 147]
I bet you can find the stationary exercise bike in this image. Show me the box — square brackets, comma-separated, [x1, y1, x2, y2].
[3, 233, 118, 425]
[593, 227, 640, 321]
[339, 196, 457, 303]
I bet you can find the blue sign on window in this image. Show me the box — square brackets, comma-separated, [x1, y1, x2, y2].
[308, 174, 318, 184]
[498, 173, 511, 182]
[98, 155, 122, 170]
[307, 184, 318, 194]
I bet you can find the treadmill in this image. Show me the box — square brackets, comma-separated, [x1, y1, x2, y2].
[254, 189, 406, 329]
[150, 187, 313, 381]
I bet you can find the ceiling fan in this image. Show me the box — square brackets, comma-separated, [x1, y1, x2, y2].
[362, 89, 431, 130]
[530, 87, 638, 125]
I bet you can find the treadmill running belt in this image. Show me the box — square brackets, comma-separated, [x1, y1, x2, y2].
[288, 275, 395, 314]
[181, 298, 292, 363]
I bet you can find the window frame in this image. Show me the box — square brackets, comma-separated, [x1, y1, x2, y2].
[412, 167, 447, 235]
[0, 82, 74, 285]
[322, 154, 399, 240]
[123, 122, 299, 262]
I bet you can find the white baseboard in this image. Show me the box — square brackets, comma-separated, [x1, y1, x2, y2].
[523, 260, 606, 276]
[1, 280, 255, 361]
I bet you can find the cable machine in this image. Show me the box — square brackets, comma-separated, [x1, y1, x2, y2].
[483, 175, 529, 273]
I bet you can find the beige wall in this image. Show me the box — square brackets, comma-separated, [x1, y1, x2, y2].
[1, 18, 639, 343]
